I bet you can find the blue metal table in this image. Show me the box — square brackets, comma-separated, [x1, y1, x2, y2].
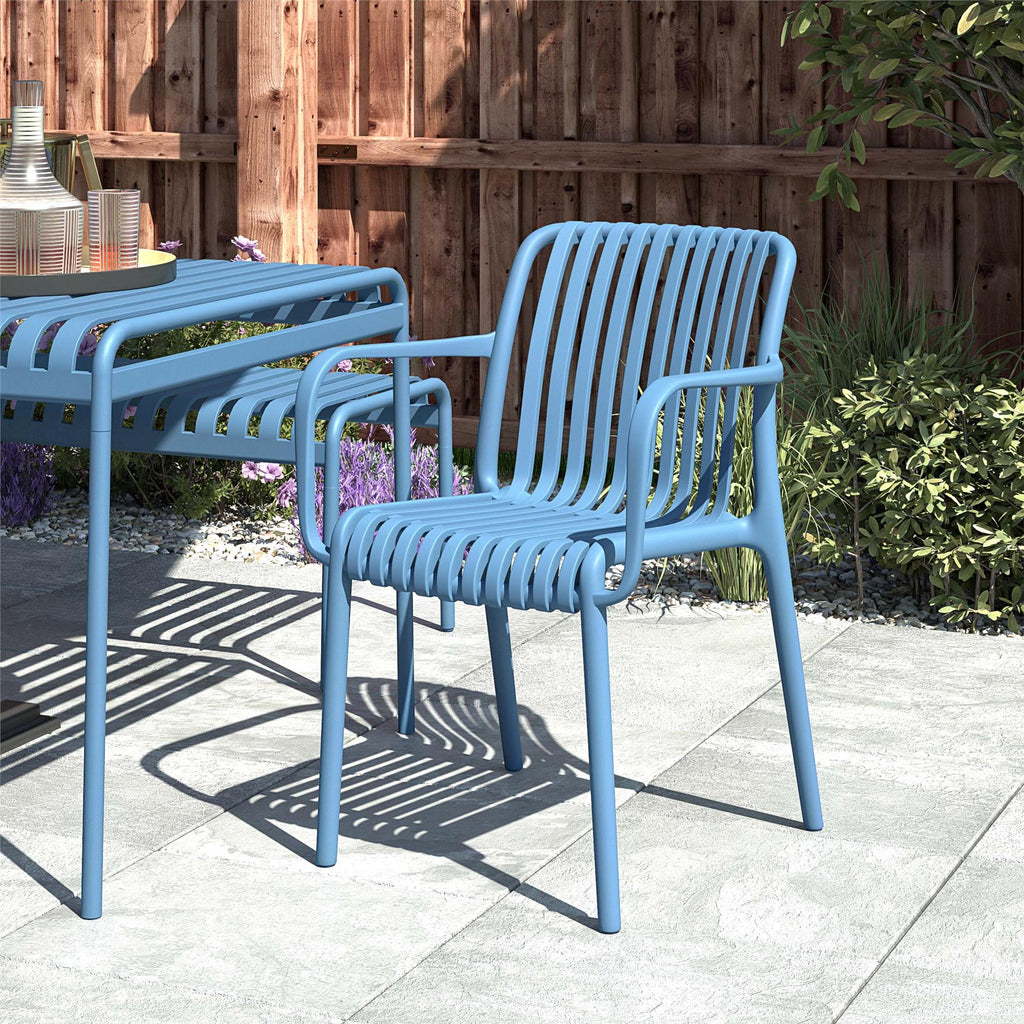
[0, 259, 451, 918]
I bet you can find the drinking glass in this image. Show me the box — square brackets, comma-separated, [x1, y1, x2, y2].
[87, 188, 140, 271]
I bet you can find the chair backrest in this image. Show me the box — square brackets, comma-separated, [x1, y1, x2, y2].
[475, 221, 795, 521]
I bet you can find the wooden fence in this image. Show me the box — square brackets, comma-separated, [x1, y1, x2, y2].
[3, 0, 1022, 443]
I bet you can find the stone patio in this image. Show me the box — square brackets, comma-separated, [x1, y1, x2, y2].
[1, 537, 1021, 1023]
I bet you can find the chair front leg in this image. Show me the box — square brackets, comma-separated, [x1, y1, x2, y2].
[759, 536, 824, 832]
[580, 595, 622, 934]
[316, 564, 353, 868]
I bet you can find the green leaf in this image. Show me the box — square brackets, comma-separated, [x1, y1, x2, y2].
[808, 124, 828, 153]
[874, 103, 904, 122]
[869, 58, 901, 80]
[851, 129, 867, 164]
[888, 108, 924, 128]
[957, 3, 982, 35]
[987, 153, 1017, 178]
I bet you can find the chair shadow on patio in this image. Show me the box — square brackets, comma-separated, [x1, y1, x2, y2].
[2, 566, 804, 926]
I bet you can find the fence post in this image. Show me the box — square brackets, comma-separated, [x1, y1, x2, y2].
[237, 0, 318, 263]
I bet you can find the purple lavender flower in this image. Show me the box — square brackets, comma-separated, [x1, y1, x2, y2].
[241, 461, 260, 481]
[275, 432, 473, 560]
[78, 330, 100, 357]
[157, 239, 183, 254]
[335, 358, 353, 373]
[0, 443, 56, 527]
[36, 322, 60, 353]
[0, 321, 19, 351]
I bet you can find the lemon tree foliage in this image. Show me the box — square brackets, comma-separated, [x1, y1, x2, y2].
[777, 2, 1024, 208]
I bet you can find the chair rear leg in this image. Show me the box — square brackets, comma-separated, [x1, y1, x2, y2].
[396, 591, 416, 736]
[316, 568, 352, 867]
[761, 540, 824, 832]
[580, 597, 622, 934]
[484, 605, 524, 771]
[437, 401, 456, 633]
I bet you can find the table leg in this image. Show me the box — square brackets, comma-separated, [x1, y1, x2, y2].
[81, 423, 111, 919]
[392, 358, 416, 736]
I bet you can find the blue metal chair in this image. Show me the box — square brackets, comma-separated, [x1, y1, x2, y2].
[295, 222, 823, 933]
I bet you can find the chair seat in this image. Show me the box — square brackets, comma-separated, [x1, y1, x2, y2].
[333, 492, 627, 613]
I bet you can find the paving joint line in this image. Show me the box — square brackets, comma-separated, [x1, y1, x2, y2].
[832, 775, 1024, 1023]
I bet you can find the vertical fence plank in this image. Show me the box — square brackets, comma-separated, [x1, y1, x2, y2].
[159, 0, 202, 254]
[359, 0, 409, 284]
[578, 1, 638, 224]
[237, 0, 317, 263]
[202, 0, 237, 258]
[957, 181, 1023, 358]
[533, 1, 579, 227]
[416, 0, 477, 413]
[111, 0, 157, 246]
[637, 1, 699, 225]
[760, 0, 822, 309]
[1, 1, 12, 114]
[699, 0, 760, 229]
[479, 0, 521, 414]
[318, 0, 358, 268]
[13, 0, 59, 123]
[63, 0, 106, 138]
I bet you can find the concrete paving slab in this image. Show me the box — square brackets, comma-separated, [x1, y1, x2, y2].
[726, 623, 1024, 773]
[3, 546, 1021, 1024]
[354, 884, 874, 1024]
[965, 785, 1024, 864]
[837, 964, 1024, 1024]
[0, 826, 152, 937]
[450, 604, 848, 735]
[0, 852, 495, 1020]
[652, 730, 1020, 856]
[0, 957, 347, 1024]
[0, 539, 152, 608]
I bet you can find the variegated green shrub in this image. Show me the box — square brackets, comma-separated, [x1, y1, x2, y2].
[806, 354, 1024, 631]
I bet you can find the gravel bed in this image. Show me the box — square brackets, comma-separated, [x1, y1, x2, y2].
[1, 490, 305, 565]
[2, 490, 1017, 636]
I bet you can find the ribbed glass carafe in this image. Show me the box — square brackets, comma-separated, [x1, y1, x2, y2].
[0, 80, 83, 275]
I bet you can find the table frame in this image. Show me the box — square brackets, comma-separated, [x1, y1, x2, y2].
[1, 261, 423, 918]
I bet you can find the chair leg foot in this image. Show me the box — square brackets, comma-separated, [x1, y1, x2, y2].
[485, 605, 523, 772]
[316, 573, 352, 867]
[762, 543, 824, 832]
[396, 590, 415, 736]
[580, 598, 622, 934]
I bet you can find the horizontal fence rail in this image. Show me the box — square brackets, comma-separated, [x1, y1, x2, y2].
[3, 0, 1022, 445]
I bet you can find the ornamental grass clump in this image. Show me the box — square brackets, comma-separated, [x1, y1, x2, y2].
[0, 442, 56, 527]
[805, 354, 1024, 633]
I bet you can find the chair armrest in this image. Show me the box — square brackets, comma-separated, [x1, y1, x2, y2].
[298, 332, 497, 366]
[293, 333, 496, 561]
[594, 357, 784, 607]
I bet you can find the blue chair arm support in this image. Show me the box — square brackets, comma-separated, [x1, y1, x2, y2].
[593, 357, 785, 607]
[295, 333, 497, 367]
[294, 335, 494, 562]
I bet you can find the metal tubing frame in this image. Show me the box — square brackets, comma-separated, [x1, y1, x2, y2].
[1, 262, 453, 919]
